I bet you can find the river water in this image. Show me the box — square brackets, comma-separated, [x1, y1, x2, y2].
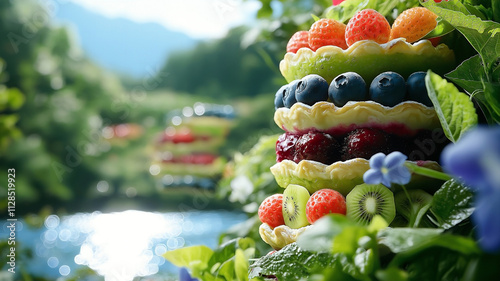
[0, 210, 247, 280]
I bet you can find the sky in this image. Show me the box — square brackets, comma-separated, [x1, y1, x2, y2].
[66, 0, 262, 39]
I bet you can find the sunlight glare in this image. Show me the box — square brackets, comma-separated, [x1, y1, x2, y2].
[74, 210, 176, 281]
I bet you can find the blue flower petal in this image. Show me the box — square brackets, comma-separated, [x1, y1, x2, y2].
[370, 153, 386, 169]
[381, 173, 392, 188]
[441, 126, 500, 190]
[388, 166, 411, 185]
[179, 268, 198, 281]
[473, 192, 500, 252]
[383, 151, 407, 170]
[363, 168, 383, 185]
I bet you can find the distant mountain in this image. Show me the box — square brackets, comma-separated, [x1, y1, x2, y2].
[54, 2, 197, 77]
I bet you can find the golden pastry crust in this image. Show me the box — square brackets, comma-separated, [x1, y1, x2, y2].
[271, 159, 443, 196]
[280, 38, 455, 84]
[274, 101, 441, 134]
[259, 223, 310, 250]
[271, 159, 369, 195]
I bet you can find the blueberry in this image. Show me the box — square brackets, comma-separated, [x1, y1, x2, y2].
[274, 85, 287, 109]
[295, 74, 329, 106]
[369, 72, 406, 107]
[283, 79, 300, 108]
[407, 72, 433, 107]
[328, 72, 367, 106]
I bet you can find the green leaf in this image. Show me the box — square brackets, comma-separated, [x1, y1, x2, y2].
[297, 214, 356, 252]
[425, 71, 478, 142]
[375, 267, 409, 281]
[423, 17, 456, 39]
[332, 226, 370, 255]
[378, 228, 444, 253]
[163, 245, 214, 273]
[430, 179, 474, 229]
[234, 249, 249, 281]
[248, 243, 335, 280]
[422, 0, 500, 75]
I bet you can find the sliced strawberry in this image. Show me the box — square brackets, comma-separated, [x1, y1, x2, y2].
[258, 194, 285, 228]
[306, 189, 346, 224]
[309, 18, 347, 51]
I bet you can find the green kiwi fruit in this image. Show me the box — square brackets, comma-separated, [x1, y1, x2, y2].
[346, 184, 396, 225]
[282, 184, 310, 229]
[394, 189, 433, 227]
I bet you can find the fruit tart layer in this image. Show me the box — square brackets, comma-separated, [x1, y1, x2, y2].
[281, 38, 455, 85]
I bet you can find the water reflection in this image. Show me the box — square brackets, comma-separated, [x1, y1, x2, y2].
[6, 210, 245, 280]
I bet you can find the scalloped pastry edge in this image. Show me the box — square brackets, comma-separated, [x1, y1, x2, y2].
[274, 101, 441, 134]
[259, 223, 310, 250]
[271, 159, 443, 195]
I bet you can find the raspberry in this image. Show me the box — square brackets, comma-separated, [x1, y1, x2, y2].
[345, 9, 391, 47]
[343, 128, 389, 160]
[390, 7, 438, 43]
[306, 189, 346, 224]
[276, 133, 299, 162]
[293, 131, 340, 164]
[308, 18, 347, 51]
[287, 31, 311, 53]
[258, 194, 285, 228]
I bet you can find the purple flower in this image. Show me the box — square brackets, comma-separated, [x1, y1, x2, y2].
[179, 267, 198, 281]
[363, 152, 411, 188]
[441, 125, 500, 252]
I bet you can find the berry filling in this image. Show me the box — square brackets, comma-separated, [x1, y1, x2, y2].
[276, 127, 448, 165]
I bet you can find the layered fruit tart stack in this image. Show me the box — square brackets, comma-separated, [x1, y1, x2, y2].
[258, 7, 456, 250]
[150, 103, 235, 190]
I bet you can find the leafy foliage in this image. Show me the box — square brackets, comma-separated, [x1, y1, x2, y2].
[164, 238, 256, 281]
[421, 0, 500, 125]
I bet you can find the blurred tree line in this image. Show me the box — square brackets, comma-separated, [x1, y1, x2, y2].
[0, 0, 143, 214]
[0, 0, 304, 215]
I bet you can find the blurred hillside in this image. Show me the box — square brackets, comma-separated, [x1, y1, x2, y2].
[0, 0, 283, 216]
[54, 1, 197, 77]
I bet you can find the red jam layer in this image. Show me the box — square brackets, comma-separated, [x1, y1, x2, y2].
[276, 127, 449, 165]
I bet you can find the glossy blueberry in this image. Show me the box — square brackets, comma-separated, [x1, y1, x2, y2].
[274, 85, 287, 109]
[295, 74, 329, 106]
[283, 79, 300, 108]
[406, 72, 433, 106]
[329, 72, 367, 106]
[369, 72, 406, 107]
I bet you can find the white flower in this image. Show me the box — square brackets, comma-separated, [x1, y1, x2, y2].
[229, 175, 254, 204]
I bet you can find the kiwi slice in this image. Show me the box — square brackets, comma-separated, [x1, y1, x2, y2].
[282, 184, 310, 229]
[346, 184, 396, 225]
[394, 189, 433, 227]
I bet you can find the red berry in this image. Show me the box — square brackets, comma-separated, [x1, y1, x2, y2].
[429, 36, 441, 47]
[294, 131, 340, 164]
[306, 189, 346, 224]
[276, 133, 299, 162]
[343, 128, 389, 160]
[332, 0, 346, 5]
[258, 194, 285, 228]
[345, 9, 391, 47]
[287, 31, 311, 53]
[309, 18, 347, 51]
[390, 7, 438, 43]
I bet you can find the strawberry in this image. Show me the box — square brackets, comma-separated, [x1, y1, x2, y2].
[306, 189, 346, 224]
[287, 31, 311, 53]
[308, 18, 347, 51]
[258, 194, 285, 228]
[390, 7, 438, 43]
[345, 9, 391, 47]
[332, 0, 346, 5]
